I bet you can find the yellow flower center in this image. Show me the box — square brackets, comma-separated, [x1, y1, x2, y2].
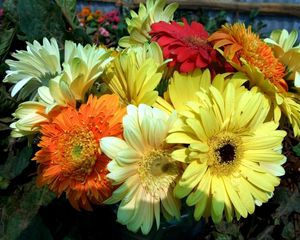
[207, 132, 243, 176]
[57, 127, 99, 178]
[138, 150, 179, 199]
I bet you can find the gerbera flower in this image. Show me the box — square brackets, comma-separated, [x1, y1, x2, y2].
[49, 41, 112, 107]
[100, 104, 181, 235]
[167, 82, 286, 222]
[264, 29, 300, 88]
[154, 69, 247, 114]
[150, 18, 217, 73]
[102, 46, 162, 106]
[10, 87, 60, 138]
[118, 0, 178, 48]
[34, 94, 125, 210]
[4, 38, 61, 100]
[209, 23, 300, 136]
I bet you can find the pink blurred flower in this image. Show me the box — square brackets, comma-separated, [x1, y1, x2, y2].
[99, 27, 110, 37]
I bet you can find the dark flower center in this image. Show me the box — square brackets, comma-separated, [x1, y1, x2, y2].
[217, 143, 236, 163]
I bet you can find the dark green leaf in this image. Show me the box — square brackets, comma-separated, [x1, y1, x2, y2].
[281, 222, 295, 240]
[0, 86, 18, 115]
[2, 180, 55, 240]
[3, 0, 18, 23]
[272, 187, 300, 223]
[0, 144, 33, 180]
[0, 28, 15, 62]
[17, 0, 66, 44]
[292, 143, 300, 156]
[17, 215, 53, 240]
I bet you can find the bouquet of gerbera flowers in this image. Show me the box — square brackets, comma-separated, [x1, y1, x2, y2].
[4, 0, 300, 236]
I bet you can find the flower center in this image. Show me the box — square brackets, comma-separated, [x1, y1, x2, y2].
[184, 35, 207, 49]
[217, 143, 236, 163]
[57, 127, 99, 178]
[138, 150, 179, 199]
[207, 132, 242, 176]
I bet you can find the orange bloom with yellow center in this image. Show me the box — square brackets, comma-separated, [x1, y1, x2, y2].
[34, 94, 126, 210]
[209, 23, 288, 92]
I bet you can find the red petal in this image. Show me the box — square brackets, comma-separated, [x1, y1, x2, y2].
[180, 60, 195, 73]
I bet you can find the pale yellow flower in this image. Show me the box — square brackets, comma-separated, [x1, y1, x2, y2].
[119, 0, 178, 47]
[100, 104, 181, 235]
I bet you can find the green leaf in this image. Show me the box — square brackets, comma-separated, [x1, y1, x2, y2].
[281, 222, 295, 240]
[0, 86, 18, 116]
[55, 0, 77, 26]
[272, 187, 300, 224]
[3, 0, 18, 23]
[17, 215, 53, 240]
[0, 28, 15, 62]
[17, 0, 66, 44]
[292, 143, 300, 156]
[2, 180, 55, 240]
[0, 144, 33, 180]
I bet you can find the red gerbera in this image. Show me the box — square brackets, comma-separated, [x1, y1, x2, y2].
[150, 18, 216, 73]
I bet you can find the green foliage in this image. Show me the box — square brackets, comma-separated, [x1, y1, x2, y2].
[292, 143, 300, 156]
[17, 0, 66, 44]
[0, 86, 18, 115]
[0, 28, 15, 62]
[1, 180, 55, 240]
[3, 0, 91, 48]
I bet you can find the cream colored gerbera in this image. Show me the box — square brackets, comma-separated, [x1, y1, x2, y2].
[100, 104, 181, 235]
[10, 86, 60, 138]
[4, 38, 61, 100]
[119, 0, 178, 48]
[265, 29, 300, 88]
[48, 42, 112, 107]
[167, 82, 286, 223]
[102, 46, 163, 106]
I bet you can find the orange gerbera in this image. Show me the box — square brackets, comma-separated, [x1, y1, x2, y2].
[33, 94, 126, 210]
[209, 23, 288, 92]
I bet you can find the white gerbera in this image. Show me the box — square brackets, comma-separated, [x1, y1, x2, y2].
[4, 38, 61, 100]
[100, 104, 181, 235]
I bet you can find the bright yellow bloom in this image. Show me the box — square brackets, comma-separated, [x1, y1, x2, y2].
[100, 104, 181, 235]
[49, 42, 112, 107]
[119, 0, 178, 47]
[167, 82, 286, 223]
[154, 69, 247, 114]
[4, 38, 61, 100]
[102, 46, 163, 106]
[209, 23, 300, 136]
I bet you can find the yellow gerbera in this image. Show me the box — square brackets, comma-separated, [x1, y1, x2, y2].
[100, 104, 181, 235]
[209, 23, 300, 136]
[167, 82, 286, 223]
[154, 69, 247, 114]
[119, 0, 178, 48]
[102, 46, 162, 106]
[49, 42, 112, 107]
[4, 38, 61, 100]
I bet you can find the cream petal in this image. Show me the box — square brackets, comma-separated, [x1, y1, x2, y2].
[116, 149, 142, 166]
[100, 137, 128, 160]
